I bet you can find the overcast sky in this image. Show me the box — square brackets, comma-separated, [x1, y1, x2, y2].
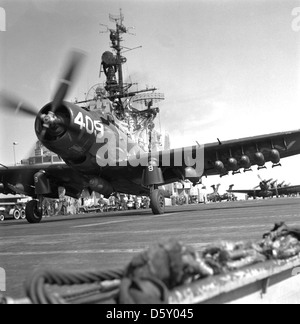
[1, 0, 300, 193]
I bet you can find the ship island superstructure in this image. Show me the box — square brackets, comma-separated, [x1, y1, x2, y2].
[76, 11, 170, 153]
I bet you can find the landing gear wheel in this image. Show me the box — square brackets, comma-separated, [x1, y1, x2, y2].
[20, 209, 26, 220]
[26, 200, 43, 224]
[0, 214, 4, 222]
[13, 209, 21, 220]
[150, 189, 165, 215]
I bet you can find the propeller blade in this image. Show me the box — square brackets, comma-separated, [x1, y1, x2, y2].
[51, 50, 86, 112]
[0, 91, 37, 117]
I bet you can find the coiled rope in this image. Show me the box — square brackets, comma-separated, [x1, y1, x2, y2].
[25, 269, 124, 304]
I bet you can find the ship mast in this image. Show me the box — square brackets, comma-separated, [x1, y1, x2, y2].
[78, 10, 167, 152]
[100, 10, 132, 98]
[109, 11, 125, 95]
[100, 10, 158, 101]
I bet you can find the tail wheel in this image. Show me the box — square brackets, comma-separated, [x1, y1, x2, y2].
[150, 189, 165, 215]
[25, 200, 43, 224]
[20, 209, 26, 220]
[13, 209, 21, 220]
[0, 214, 4, 222]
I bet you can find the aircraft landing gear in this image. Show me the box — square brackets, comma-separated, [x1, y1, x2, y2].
[13, 209, 21, 220]
[25, 171, 51, 224]
[25, 199, 43, 224]
[150, 188, 165, 215]
[20, 209, 26, 220]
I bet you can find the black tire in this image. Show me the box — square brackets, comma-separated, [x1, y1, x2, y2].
[25, 200, 43, 224]
[13, 209, 21, 220]
[20, 209, 26, 220]
[0, 214, 4, 222]
[150, 189, 165, 215]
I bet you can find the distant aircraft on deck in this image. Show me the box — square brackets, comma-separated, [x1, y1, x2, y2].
[227, 175, 300, 199]
[207, 184, 237, 202]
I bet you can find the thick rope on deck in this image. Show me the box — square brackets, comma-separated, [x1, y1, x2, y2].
[25, 269, 124, 304]
[2, 222, 300, 304]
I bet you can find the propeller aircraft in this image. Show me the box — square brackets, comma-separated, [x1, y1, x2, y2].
[2, 14, 300, 223]
[207, 184, 221, 203]
[227, 175, 300, 199]
[206, 184, 237, 202]
[219, 185, 238, 202]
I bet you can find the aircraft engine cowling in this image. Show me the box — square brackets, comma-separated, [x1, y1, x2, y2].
[214, 160, 225, 173]
[254, 152, 265, 166]
[228, 157, 238, 171]
[270, 149, 280, 164]
[89, 177, 114, 198]
[240, 155, 251, 169]
[35, 102, 97, 163]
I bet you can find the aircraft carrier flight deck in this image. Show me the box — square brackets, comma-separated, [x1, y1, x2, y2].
[1, 197, 300, 299]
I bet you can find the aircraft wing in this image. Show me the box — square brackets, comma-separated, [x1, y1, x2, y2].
[276, 185, 300, 195]
[227, 190, 259, 196]
[2, 129, 300, 200]
[124, 129, 300, 182]
[0, 163, 85, 199]
[201, 130, 300, 175]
